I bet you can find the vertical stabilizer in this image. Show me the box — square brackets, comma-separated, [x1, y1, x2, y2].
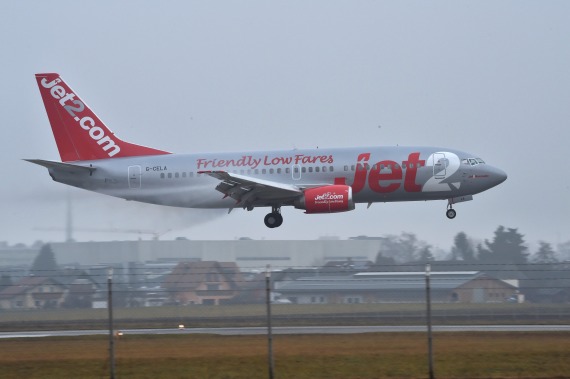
[35, 73, 170, 162]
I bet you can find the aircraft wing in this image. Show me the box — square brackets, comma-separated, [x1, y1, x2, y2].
[199, 170, 303, 209]
[24, 159, 96, 174]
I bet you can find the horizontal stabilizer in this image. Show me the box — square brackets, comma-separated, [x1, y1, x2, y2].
[24, 159, 96, 174]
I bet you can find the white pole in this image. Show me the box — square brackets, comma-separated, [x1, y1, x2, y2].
[265, 264, 275, 379]
[108, 267, 116, 379]
[426, 263, 434, 379]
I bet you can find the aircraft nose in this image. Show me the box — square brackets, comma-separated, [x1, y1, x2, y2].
[488, 166, 507, 186]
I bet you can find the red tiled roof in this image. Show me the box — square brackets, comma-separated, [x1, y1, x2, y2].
[0, 277, 61, 298]
[162, 261, 242, 291]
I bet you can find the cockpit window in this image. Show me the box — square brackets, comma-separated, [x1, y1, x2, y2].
[463, 157, 486, 166]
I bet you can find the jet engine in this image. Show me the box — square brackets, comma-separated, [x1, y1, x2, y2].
[294, 185, 355, 214]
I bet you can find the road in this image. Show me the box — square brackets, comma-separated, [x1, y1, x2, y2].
[1, 325, 570, 339]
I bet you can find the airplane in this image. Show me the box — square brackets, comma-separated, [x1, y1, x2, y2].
[27, 73, 507, 228]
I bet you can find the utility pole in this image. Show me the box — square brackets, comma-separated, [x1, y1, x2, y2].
[425, 263, 435, 379]
[108, 267, 116, 379]
[265, 265, 275, 379]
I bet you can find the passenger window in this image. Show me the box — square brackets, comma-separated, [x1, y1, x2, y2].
[255, 169, 259, 175]
[160, 173, 165, 179]
[189, 172, 194, 177]
[175, 173, 179, 178]
[293, 167, 298, 173]
[168, 173, 172, 178]
[344, 165, 349, 171]
[269, 168, 274, 174]
[302, 167, 306, 173]
[262, 169, 266, 174]
[308, 167, 313, 173]
[351, 165, 355, 171]
[240, 170, 244, 174]
[182, 172, 186, 178]
[277, 168, 282, 174]
[329, 166, 334, 172]
[315, 167, 320, 172]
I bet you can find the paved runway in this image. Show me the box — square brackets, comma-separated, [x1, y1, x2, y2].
[1, 325, 570, 339]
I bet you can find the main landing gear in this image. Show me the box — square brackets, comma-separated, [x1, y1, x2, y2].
[446, 202, 457, 219]
[264, 206, 283, 228]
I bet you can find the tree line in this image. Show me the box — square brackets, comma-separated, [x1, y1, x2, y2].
[375, 225, 565, 266]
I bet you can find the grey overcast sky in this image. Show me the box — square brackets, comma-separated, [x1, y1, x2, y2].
[1, 1, 569, 252]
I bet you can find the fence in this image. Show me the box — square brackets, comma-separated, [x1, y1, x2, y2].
[1, 262, 569, 328]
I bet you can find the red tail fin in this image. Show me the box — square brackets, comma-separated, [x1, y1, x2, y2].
[35, 73, 170, 162]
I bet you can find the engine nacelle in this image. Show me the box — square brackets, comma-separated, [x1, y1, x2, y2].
[294, 185, 355, 214]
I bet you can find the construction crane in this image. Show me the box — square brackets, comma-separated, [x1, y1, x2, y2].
[34, 226, 171, 241]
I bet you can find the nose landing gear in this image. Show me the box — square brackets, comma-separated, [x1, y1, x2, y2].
[445, 195, 473, 219]
[264, 206, 283, 228]
[446, 202, 457, 219]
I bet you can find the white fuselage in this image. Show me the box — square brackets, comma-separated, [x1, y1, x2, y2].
[47, 146, 507, 210]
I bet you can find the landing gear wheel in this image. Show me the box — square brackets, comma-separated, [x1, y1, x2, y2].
[446, 208, 457, 219]
[264, 212, 283, 228]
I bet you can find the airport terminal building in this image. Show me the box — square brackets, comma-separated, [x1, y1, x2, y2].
[46, 238, 386, 270]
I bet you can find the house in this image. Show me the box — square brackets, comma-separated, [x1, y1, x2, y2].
[0, 276, 68, 310]
[274, 271, 520, 304]
[452, 274, 518, 303]
[56, 269, 100, 308]
[162, 261, 243, 305]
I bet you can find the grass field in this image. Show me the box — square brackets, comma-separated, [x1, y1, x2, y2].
[2, 303, 570, 331]
[1, 332, 569, 379]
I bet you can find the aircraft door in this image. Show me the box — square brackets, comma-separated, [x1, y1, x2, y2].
[128, 165, 141, 189]
[433, 153, 447, 179]
[292, 164, 301, 180]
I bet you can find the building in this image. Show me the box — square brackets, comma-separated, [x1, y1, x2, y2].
[0, 245, 40, 267]
[48, 239, 385, 269]
[275, 271, 519, 304]
[162, 261, 243, 305]
[453, 274, 519, 303]
[0, 276, 68, 310]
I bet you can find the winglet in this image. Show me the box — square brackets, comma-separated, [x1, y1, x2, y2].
[35, 73, 170, 162]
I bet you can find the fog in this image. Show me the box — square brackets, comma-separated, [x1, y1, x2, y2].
[1, 1, 569, 249]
